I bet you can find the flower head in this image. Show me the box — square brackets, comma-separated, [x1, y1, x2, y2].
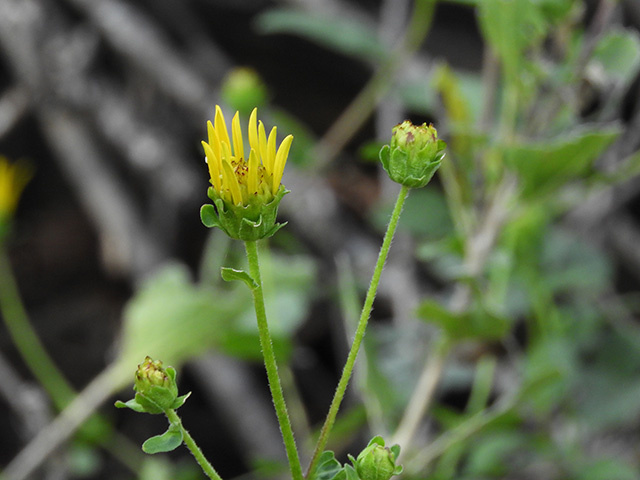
[200, 106, 293, 241]
[379, 121, 446, 188]
[349, 436, 403, 480]
[0, 156, 33, 240]
[115, 356, 190, 415]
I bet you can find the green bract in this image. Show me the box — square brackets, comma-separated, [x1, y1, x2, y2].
[379, 121, 446, 188]
[201, 184, 289, 241]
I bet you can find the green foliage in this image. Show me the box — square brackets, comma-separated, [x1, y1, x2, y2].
[504, 127, 620, 199]
[592, 28, 640, 85]
[116, 264, 244, 368]
[417, 300, 510, 341]
[255, 9, 390, 63]
[142, 423, 184, 454]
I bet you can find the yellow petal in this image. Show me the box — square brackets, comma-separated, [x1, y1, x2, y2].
[221, 141, 233, 164]
[232, 111, 244, 161]
[214, 106, 231, 151]
[201, 141, 221, 192]
[207, 121, 222, 161]
[248, 108, 258, 153]
[222, 160, 243, 205]
[272, 134, 293, 194]
[247, 149, 259, 195]
[265, 126, 277, 174]
[258, 120, 268, 168]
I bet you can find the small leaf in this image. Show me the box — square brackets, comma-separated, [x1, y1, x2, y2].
[220, 267, 258, 290]
[142, 423, 183, 454]
[504, 127, 620, 199]
[592, 28, 640, 85]
[114, 398, 146, 413]
[314, 451, 342, 480]
[417, 300, 510, 341]
[256, 8, 389, 63]
[343, 465, 360, 480]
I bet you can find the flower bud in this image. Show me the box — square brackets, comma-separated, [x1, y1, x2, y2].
[116, 357, 190, 415]
[379, 121, 446, 188]
[135, 356, 172, 393]
[352, 436, 402, 480]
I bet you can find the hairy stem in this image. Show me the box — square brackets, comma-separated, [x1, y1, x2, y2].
[244, 240, 304, 480]
[306, 184, 410, 478]
[164, 408, 223, 480]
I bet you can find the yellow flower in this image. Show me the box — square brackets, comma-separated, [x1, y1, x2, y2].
[202, 106, 293, 207]
[0, 155, 32, 222]
[200, 106, 293, 241]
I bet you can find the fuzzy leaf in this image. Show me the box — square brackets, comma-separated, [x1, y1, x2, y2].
[221, 267, 258, 290]
[142, 423, 183, 454]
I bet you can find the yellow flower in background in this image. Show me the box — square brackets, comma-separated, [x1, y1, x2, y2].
[202, 106, 293, 207]
[0, 156, 32, 225]
[200, 106, 293, 241]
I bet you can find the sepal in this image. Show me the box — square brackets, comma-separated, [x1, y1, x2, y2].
[201, 185, 289, 241]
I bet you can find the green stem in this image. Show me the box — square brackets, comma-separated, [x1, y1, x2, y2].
[0, 244, 146, 475]
[305, 184, 410, 479]
[244, 240, 304, 480]
[165, 408, 223, 480]
[0, 244, 75, 409]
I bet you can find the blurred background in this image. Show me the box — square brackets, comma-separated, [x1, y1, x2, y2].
[2, 0, 640, 479]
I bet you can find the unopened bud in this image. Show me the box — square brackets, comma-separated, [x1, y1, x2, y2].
[379, 121, 446, 188]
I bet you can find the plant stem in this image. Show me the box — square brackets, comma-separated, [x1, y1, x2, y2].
[0, 244, 75, 409]
[164, 408, 223, 480]
[244, 240, 304, 480]
[0, 245, 146, 476]
[305, 184, 410, 479]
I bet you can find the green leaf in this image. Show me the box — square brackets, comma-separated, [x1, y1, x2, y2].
[256, 8, 389, 63]
[116, 264, 244, 370]
[416, 300, 510, 341]
[114, 398, 146, 413]
[334, 465, 359, 480]
[504, 127, 620, 199]
[477, 0, 547, 83]
[522, 338, 575, 415]
[592, 28, 640, 85]
[314, 451, 343, 480]
[221, 267, 258, 289]
[142, 423, 183, 454]
[573, 458, 638, 480]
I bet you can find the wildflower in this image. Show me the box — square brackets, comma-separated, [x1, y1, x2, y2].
[379, 121, 446, 188]
[0, 156, 33, 241]
[200, 106, 293, 241]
